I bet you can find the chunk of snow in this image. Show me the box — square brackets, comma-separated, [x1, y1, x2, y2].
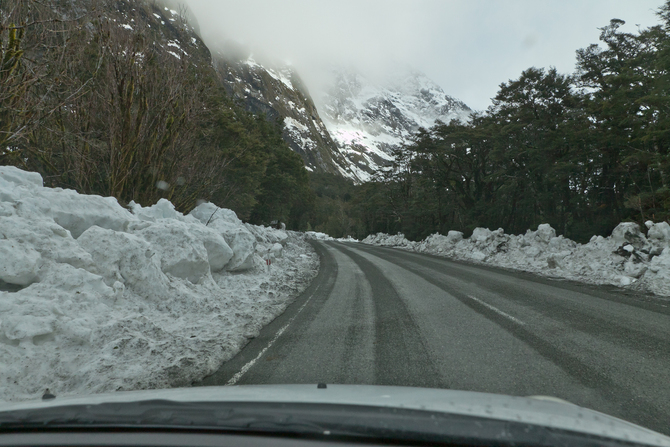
[271, 243, 283, 258]
[471, 227, 494, 243]
[0, 240, 41, 286]
[646, 221, 670, 244]
[446, 231, 464, 243]
[77, 226, 171, 299]
[189, 203, 256, 271]
[536, 224, 556, 243]
[130, 198, 180, 222]
[305, 231, 334, 241]
[27, 188, 134, 239]
[131, 220, 212, 283]
[611, 222, 645, 247]
[0, 165, 43, 187]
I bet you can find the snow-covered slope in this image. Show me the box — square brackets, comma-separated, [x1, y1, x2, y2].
[74, 2, 471, 184]
[213, 55, 358, 178]
[319, 68, 472, 182]
[0, 166, 318, 401]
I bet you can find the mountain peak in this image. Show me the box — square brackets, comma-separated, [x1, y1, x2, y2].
[319, 67, 472, 182]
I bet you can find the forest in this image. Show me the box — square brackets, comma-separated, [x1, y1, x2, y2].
[311, 4, 670, 243]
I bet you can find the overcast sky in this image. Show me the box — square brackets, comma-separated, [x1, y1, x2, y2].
[184, 0, 663, 111]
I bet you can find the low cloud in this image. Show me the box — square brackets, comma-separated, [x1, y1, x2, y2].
[184, 0, 661, 111]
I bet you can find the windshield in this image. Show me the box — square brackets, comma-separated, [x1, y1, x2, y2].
[1, 0, 669, 444]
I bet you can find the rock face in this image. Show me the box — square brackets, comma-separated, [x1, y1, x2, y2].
[213, 55, 357, 178]
[319, 68, 473, 182]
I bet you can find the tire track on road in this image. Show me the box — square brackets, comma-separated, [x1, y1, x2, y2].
[329, 243, 444, 388]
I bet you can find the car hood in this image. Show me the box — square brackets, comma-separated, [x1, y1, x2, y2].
[1, 384, 668, 446]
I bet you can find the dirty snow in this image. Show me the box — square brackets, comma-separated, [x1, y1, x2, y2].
[0, 167, 318, 402]
[362, 223, 670, 297]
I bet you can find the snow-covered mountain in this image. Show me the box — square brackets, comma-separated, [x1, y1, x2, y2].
[319, 68, 472, 182]
[212, 57, 472, 183]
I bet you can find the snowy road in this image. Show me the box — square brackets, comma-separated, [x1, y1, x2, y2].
[198, 241, 670, 435]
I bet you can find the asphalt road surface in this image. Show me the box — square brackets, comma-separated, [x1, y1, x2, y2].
[197, 240, 670, 435]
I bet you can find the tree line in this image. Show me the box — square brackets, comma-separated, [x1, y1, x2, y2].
[313, 4, 670, 242]
[1, 0, 311, 228]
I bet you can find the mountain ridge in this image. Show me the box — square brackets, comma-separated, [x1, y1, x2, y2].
[319, 68, 473, 181]
[212, 55, 360, 178]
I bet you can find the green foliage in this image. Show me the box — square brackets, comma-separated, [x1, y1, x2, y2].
[250, 142, 314, 230]
[308, 173, 360, 237]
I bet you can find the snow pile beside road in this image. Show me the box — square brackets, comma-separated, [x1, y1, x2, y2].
[305, 232, 358, 243]
[305, 231, 334, 241]
[0, 166, 318, 402]
[362, 222, 670, 296]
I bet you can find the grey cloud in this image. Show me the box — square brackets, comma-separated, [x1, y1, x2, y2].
[184, 0, 662, 111]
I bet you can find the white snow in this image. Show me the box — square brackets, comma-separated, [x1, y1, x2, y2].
[304, 232, 358, 243]
[167, 41, 183, 51]
[0, 167, 318, 402]
[361, 222, 670, 297]
[284, 117, 308, 133]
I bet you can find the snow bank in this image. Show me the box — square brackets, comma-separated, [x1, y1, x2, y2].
[0, 167, 318, 401]
[305, 231, 334, 241]
[362, 221, 670, 297]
